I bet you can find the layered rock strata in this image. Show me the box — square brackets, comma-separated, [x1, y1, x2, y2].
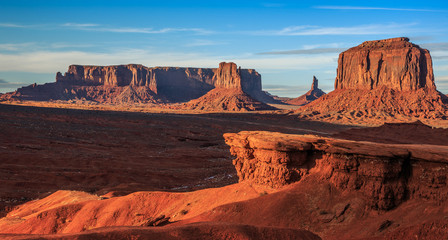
[224, 131, 448, 210]
[334, 37, 435, 91]
[299, 37, 448, 119]
[54, 62, 263, 102]
[2, 62, 273, 105]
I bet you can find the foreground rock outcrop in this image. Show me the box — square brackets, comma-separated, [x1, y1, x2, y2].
[287, 76, 326, 106]
[224, 130, 448, 210]
[299, 37, 448, 121]
[1, 62, 275, 108]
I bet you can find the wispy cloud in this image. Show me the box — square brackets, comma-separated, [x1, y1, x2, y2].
[61, 23, 100, 28]
[185, 39, 227, 47]
[0, 47, 339, 74]
[433, 56, 448, 60]
[437, 76, 448, 81]
[0, 43, 36, 51]
[49, 43, 96, 49]
[421, 42, 448, 51]
[436, 76, 448, 93]
[263, 84, 308, 96]
[0, 42, 97, 52]
[252, 23, 419, 36]
[258, 47, 346, 55]
[435, 65, 448, 71]
[0, 78, 27, 91]
[0, 23, 26, 28]
[314, 6, 445, 12]
[61, 22, 212, 34]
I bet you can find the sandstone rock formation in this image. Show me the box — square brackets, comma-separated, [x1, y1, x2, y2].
[286, 76, 326, 106]
[224, 131, 448, 210]
[1, 62, 275, 106]
[334, 37, 435, 91]
[181, 88, 277, 111]
[299, 37, 448, 121]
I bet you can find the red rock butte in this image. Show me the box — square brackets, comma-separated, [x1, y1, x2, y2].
[299, 37, 448, 121]
[335, 37, 435, 91]
[54, 62, 263, 103]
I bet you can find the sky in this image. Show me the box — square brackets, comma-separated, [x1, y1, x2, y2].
[0, 0, 447, 97]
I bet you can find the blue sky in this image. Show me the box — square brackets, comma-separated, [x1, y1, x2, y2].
[0, 0, 447, 96]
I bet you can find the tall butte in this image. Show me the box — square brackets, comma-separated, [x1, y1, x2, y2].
[335, 37, 435, 91]
[182, 62, 276, 111]
[300, 37, 448, 119]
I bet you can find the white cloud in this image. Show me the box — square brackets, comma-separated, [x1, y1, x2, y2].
[250, 23, 420, 36]
[314, 6, 444, 12]
[437, 76, 448, 81]
[61, 23, 100, 27]
[258, 48, 346, 55]
[185, 39, 227, 47]
[0, 23, 26, 28]
[435, 65, 448, 71]
[60, 23, 212, 35]
[280, 23, 418, 36]
[0, 48, 337, 74]
[0, 43, 36, 51]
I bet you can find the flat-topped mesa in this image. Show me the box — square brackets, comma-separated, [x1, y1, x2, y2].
[335, 37, 436, 91]
[55, 62, 262, 102]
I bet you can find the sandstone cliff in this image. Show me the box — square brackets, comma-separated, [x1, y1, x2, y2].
[335, 37, 435, 91]
[224, 130, 448, 210]
[299, 37, 448, 121]
[53, 62, 264, 103]
[286, 76, 326, 106]
[2, 62, 274, 106]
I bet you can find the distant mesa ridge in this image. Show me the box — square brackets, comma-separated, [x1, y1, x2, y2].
[1, 62, 277, 109]
[54, 62, 263, 103]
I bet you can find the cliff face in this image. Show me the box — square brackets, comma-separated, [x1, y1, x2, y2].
[224, 131, 448, 210]
[299, 37, 448, 121]
[335, 37, 435, 91]
[53, 62, 263, 103]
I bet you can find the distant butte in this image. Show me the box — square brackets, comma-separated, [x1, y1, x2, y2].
[286, 76, 326, 106]
[181, 62, 277, 111]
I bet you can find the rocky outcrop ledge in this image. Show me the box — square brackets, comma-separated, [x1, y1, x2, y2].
[224, 131, 448, 210]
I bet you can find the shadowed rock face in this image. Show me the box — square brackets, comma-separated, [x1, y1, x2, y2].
[335, 37, 435, 91]
[5, 62, 266, 104]
[55, 62, 261, 102]
[224, 130, 448, 210]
